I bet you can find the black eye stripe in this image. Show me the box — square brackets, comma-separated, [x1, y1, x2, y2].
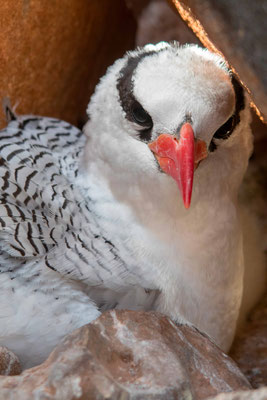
[209, 75, 245, 152]
[117, 52, 155, 142]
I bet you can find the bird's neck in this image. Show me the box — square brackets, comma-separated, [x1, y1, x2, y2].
[80, 151, 239, 248]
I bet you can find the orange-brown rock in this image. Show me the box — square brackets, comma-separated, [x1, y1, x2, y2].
[0, 0, 136, 129]
[0, 310, 250, 400]
[0, 347, 21, 376]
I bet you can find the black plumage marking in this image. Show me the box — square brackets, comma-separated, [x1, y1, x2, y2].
[58, 207, 63, 219]
[44, 162, 54, 169]
[4, 204, 14, 219]
[15, 205, 26, 221]
[13, 184, 22, 198]
[37, 131, 48, 140]
[37, 223, 49, 252]
[209, 74, 245, 152]
[62, 189, 70, 210]
[21, 118, 40, 129]
[48, 138, 60, 143]
[33, 151, 51, 164]
[90, 240, 113, 275]
[45, 256, 56, 271]
[0, 131, 22, 142]
[65, 252, 84, 277]
[27, 222, 40, 254]
[65, 237, 71, 249]
[6, 148, 25, 162]
[50, 173, 60, 183]
[74, 244, 88, 268]
[2, 171, 10, 191]
[117, 51, 156, 142]
[32, 191, 38, 200]
[51, 184, 57, 201]
[10, 244, 25, 257]
[0, 218, 6, 227]
[55, 132, 71, 137]
[14, 165, 25, 182]
[32, 209, 37, 223]
[14, 224, 25, 250]
[41, 211, 49, 226]
[49, 227, 58, 244]
[24, 196, 31, 206]
[75, 237, 105, 282]
[19, 157, 31, 165]
[24, 170, 38, 191]
[0, 142, 15, 152]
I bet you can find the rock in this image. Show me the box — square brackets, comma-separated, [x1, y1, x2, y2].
[170, 0, 267, 121]
[136, 0, 200, 47]
[230, 294, 267, 388]
[0, 0, 136, 128]
[0, 310, 250, 400]
[0, 347, 21, 376]
[207, 387, 267, 400]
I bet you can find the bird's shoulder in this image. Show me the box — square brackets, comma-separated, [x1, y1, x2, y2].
[0, 115, 85, 259]
[0, 115, 152, 290]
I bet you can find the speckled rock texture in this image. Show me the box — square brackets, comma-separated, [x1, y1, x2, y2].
[208, 387, 267, 400]
[127, 0, 200, 46]
[0, 0, 136, 128]
[170, 0, 267, 121]
[0, 347, 21, 376]
[231, 294, 267, 389]
[0, 310, 250, 400]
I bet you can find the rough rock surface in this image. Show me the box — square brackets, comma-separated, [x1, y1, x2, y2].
[0, 347, 21, 376]
[208, 387, 267, 400]
[0, 310, 250, 400]
[127, 0, 200, 46]
[231, 294, 267, 388]
[0, 0, 136, 128]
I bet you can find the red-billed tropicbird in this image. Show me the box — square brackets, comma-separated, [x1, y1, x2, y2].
[0, 42, 253, 368]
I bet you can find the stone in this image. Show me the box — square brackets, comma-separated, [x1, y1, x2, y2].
[0, 310, 250, 400]
[0, 347, 21, 376]
[170, 0, 267, 121]
[136, 0, 200, 47]
[0, 0, 136, 129]
[207, 387, 267, 400]
[230, 293, 267, 388]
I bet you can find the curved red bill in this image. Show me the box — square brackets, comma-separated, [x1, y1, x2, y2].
[148, 123, 207, 209]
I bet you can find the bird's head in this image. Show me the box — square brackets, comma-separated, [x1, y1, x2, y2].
[83, 42, 252, 212]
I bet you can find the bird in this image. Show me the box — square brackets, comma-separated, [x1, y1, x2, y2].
[0, 42, 253, 369]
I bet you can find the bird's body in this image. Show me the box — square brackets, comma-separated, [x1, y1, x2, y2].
[0, 43, 252, 368]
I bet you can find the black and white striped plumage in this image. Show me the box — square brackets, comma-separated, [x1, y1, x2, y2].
[0, 42, 253, 368]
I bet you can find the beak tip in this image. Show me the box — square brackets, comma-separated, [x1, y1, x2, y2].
[183, 200, 191, 209]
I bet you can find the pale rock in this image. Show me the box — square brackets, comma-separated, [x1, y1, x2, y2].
[207, 387, 267, 400]
[0, 311, 250, 400]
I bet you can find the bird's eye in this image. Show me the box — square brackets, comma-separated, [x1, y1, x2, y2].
[209, 114, 236, 152]
[213, 115, 235, 140]
[131, 102, 153, 127]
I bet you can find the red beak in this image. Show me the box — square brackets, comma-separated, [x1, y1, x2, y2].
[148, 123, 207, 209]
